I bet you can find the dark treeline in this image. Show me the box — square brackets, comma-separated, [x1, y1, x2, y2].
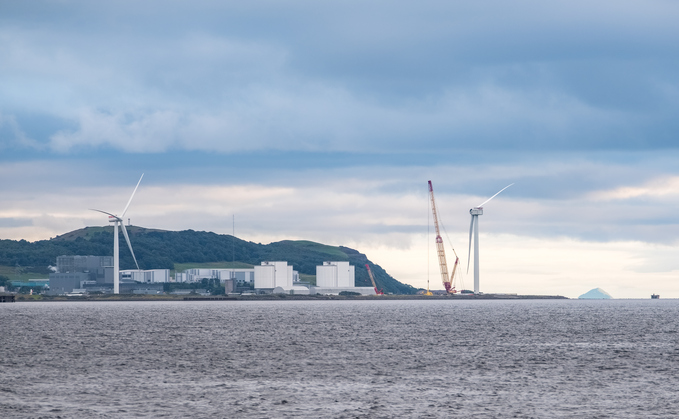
[0, 227, 417, 294]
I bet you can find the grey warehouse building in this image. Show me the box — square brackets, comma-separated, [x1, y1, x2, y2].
[48, 255, 114, 295]
[57, 255, 114, 275]
[48, 272, 91, 295]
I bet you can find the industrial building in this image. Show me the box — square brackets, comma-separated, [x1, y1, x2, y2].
[119, 282, 164, 294]
[309, 286, 376, 296]
[175, 268, 254, 284]
[316, 261, 355, 287]
[273, 285, 311, 295]
[174, 268, 255, 293]
[256, 261, 376, 296]
[47, 255, 379, 296]
[49, 255, 168, 295]
[309, 285, 375, 295]
[254, 261, 300, 293]
[48, 255, 114, 295]
[311, 261, 375, 296]
[48, 272, 92, 295]
[57, 255, 113, 274]
[120, 269, 170, 283]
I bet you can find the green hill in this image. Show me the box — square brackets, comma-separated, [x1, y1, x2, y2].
[0, 227, 417, 294]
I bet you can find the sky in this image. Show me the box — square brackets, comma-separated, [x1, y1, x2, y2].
[2, 0, 679, 298]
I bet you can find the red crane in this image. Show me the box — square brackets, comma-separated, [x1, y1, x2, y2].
[428, 180, 458, 294]
[365, 264, 384, 295]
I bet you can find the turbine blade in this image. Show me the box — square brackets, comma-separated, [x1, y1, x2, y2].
[478, 183, 514, 207]
[467, 215, 474, 274]
[90, 209, 118, 219]
[120, 173, 144, 217]
[120, 223, 140, 270]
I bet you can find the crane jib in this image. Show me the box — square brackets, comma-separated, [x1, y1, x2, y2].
[428, 181, 457, 294]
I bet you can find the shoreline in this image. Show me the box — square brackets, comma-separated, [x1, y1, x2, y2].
[8, 293, 570, 302]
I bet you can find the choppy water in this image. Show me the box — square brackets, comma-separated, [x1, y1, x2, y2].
[1, 299, 678, 418]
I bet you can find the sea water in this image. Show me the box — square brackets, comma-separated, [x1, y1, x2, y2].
[1, 299, 677, 418]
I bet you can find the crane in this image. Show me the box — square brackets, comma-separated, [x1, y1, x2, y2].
[428, 180, 458, 294]
[365, 264, 384, 295]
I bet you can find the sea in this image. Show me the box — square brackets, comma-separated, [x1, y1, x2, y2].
[1, 299, 677, 418]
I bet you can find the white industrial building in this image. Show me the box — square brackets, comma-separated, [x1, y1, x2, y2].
[175, 268, 255, 284]
[120, 269, 170, 283]
[273, 285, 311, 295]
[316, 261, 355, 287]
[312, 261, 375, 295]
[218, 269, 255, 283]
[254, 261, 299, 292]
[309, 286, 376, 296]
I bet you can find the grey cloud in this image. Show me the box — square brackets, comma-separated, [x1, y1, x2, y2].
[0, 217, 33, 228]
[2, 152, 679, 247]
[1, 1, 679, 154]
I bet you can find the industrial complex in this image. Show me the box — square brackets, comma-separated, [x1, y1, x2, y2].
[3, 178, 511, 299]
[44, 255, 376, 296]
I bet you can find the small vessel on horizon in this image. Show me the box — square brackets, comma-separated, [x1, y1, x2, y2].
[651, 294, 659, 299]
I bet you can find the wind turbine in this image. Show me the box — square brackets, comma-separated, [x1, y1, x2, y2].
[91, 174, 144, 294]
[467, 183, 513, 294]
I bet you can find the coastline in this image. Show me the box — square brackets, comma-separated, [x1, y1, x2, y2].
[9, 293, 569, 302]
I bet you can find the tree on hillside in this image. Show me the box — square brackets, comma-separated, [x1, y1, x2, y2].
[0, 228, 418, 294]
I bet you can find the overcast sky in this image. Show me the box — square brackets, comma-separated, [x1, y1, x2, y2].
[2, 1, 679, 298]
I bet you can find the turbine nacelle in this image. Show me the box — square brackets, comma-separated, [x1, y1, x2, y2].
[470, 207, 483, 215]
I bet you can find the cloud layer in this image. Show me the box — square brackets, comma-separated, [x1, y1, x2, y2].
[2, 1, 679, 154]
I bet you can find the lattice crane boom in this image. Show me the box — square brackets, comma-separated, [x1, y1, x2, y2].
[428, 181, 457, 294]
[365, 264, 384, 295]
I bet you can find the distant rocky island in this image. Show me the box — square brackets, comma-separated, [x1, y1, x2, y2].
[578, 288, 612, 299]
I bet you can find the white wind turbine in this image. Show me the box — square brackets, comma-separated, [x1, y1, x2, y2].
[91, 174, 144, 294]
[467, 183, 513, 294]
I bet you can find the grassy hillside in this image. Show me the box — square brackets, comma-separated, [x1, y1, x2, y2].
[53, 225, 166, 241]
[0, 227, 417, 294]
[0, 265, 49, 281]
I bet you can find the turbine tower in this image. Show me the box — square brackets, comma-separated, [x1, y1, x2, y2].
[91, 174, 144, 294]
[467, 183, 513, 294]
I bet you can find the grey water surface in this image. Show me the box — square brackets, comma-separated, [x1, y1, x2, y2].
[1, 299, 678, 418]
